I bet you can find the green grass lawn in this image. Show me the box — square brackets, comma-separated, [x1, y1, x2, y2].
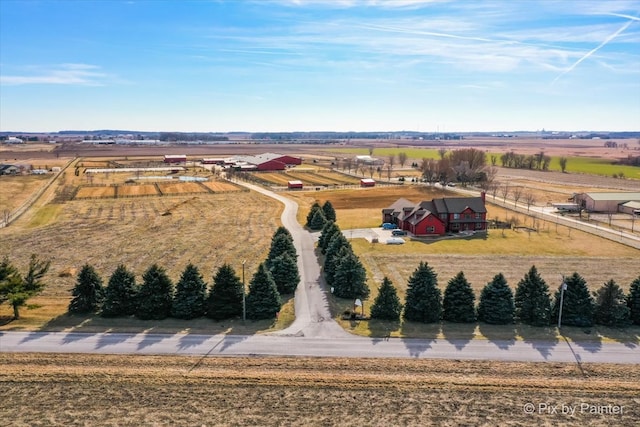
[332, 147, 640, 179]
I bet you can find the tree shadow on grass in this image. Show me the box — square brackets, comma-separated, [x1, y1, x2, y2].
[516, 324, 559, 360]
[400, 320, 439, 357]
[441, 321, 476, 350]
[368, 319, 401, 345]
[595, 325, 640, 349]
[559, 325, 602, 354]
[478, 322, 517, 350]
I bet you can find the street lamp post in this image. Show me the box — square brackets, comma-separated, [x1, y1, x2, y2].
[557, 278, 567, 329]
[242, 260, 246, 323]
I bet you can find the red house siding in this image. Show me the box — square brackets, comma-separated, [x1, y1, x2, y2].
[413, 214, 446, 235]
[276, 155, 302, 165]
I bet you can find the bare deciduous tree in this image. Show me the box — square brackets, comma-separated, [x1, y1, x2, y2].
[524, 192, 536, 212]
[398, 152, 408, 168]
[512, 186, 523, 207]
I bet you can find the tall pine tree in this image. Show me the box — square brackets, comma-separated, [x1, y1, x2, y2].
[269, 252, 300, 294]
[551, 272, 594, 327]
[324, 233, 350, 288]
[171, 263, 207, 319]
[370, 277, 402, 321]
[514, 265, 551, 326]
[443, 271, 476, 323]
[403, 262, 441, 323]
[246, 263, 281, 320]
[594, 279, 630, 327]
[628, 276, 640, 325]
[318, 221, 341, 255]
[332, 249, 369, 299]
[308, 208, 327, 230]
[68, 264, 104, 314]
[477, 273, 514, 324]
[266, 233, 297, 268]
[207, 264, 244, 320]
[101, 264, 138, 317]
[135, 264, 173, 320]
[306, 202, 324, 228]
[322, 200, 337, 222]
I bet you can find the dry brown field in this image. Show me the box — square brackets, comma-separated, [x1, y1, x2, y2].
[117, 183, 159, 197]
[201, 180, 243, 192]
[74, 185, 116, 199]
[156, 181, 208, 195]
[1, 353, 639, 426]
[0, 174, 51, 212]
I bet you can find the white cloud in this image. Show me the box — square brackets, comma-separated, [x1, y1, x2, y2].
[0, 63, 109, 86]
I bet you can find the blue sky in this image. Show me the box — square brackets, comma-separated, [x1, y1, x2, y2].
[1, 0, 639, 133]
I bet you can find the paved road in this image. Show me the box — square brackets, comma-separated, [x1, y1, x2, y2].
[1, 331, 638, 363]
[235, 181, 348, 338]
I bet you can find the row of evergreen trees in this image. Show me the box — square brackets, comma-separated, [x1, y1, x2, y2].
[306, 200, 336, 230]
[367, 263, 640, 327]
[318, 220, 370, 300]
[68, 227, 300, 321]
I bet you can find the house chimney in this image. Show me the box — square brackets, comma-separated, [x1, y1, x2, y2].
[481, 191, 486, 203]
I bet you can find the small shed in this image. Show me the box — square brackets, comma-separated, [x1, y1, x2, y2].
[288, 180, 303, 189]
[360, 178, 376, 187]
[163, 154, 187, 164]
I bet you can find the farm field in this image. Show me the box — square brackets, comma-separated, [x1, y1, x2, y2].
[332, 145, 640, 179]
[156, 181, 207, 195]
[75, 185, 116, 199]
[2, 353, 639, 426]
[0, 190, 285, 330]
[201, 180, 243, 192]
[117, 183, 159, 197]
[0, 174, 51, 212]
[254, 170, 361, 186]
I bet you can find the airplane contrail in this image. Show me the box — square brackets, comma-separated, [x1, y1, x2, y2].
[552, 17, 636, 84]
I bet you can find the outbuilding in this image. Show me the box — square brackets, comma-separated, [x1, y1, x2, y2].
[360, 178, 376, 187]
[287, 180, 303, 189]
[163, 154, 187, 164]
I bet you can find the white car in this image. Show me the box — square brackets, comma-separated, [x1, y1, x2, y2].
[386, 237, 405, 245]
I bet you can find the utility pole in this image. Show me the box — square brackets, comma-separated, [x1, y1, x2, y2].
[242, 260, 246, 323]
[557, 278, 567, 329]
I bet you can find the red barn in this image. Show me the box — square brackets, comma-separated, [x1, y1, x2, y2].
[360, 178, 376, 187]
[287, 180, 303, 189]
[164, 154, 186, 164]
[231, 153, 302, 171]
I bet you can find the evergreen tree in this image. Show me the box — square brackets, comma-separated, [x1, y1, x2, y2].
[68, 264, 105, 314]
[306, 202, 322, 227]
[370, 277, 402, 321]
[322, 200, 337, 222]
[477, 273, 514, 324]
[514, 265, 551, 326]
[0, 254, 50, 319]
[442, 271, 476, 323]
[324, 233, 350, 288]
[332, 249, 369, 299]
[318, 221, 341, 255]
[246, 263, 281, 320]
[269, 252, 300, 294]
[273, 226, 293, 242]
[135, 264, 173, 320]
[594, 279, 630, 327]
[207, 264, 244, 320]
[551, 272, 594, 327]
[171, 263, 207, 319]
[102, 264, 138, 317]
[266, 233, 297, 268]
[308, 208, 327, 231]
[628, 276, 640, 325]
[403, 262, 441, 323]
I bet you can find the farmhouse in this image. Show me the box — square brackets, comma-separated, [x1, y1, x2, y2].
[573, 192, 640, 213]
[287, 180, 303, 189]
[355, 155, 384, 166]
[360, 178, 376, 187]
[163, 154, 187, 164]
[382, 194, 487, 236]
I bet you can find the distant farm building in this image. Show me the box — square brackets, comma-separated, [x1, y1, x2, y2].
[360, 178, 376, 187]
[383, 194, 487, 236]
[287, 180, 304, 189]
[163, 154, 187, 164]
[228, 153, 302, 171]
[0, 164, 21, 175]
[573, 192, 640, 213]
[355, 155, 384, 166]
[201, 158, 226, 165]
[4, 137, 24, 144]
